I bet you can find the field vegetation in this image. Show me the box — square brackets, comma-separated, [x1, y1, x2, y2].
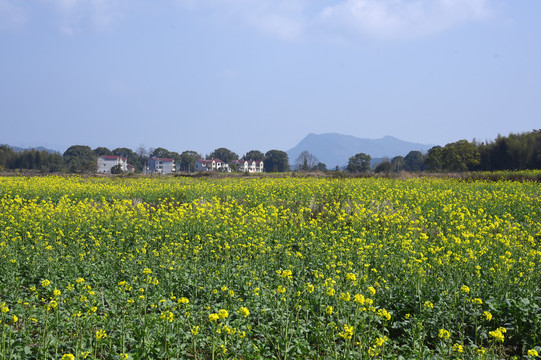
[0, 175, 540, 359]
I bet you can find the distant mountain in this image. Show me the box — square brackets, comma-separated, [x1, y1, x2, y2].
[287, 133, 435, 168]
[1, 144, 59, 153]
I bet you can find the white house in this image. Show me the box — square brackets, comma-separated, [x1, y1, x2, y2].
[147, 157, 176, 174]
[97, 155, 128, 173]
[233, 159, 264, 173]
[195, 158, 230, 172]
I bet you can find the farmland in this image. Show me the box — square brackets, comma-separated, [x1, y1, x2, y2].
[0, 175, 540, 359]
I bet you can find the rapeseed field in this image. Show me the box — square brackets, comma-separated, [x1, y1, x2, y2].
[0, 175, 540, 359]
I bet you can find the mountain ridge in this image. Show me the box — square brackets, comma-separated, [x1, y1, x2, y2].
[287, 133, 435, 168]
[1, 144, 59, 153]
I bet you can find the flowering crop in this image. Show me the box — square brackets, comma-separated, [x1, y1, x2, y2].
[0, 175, 540, 359]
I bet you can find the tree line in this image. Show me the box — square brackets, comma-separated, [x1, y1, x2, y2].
[367, 129, 541, 173]
[1, 129, 540, 174]
[0, 145, 291, 173]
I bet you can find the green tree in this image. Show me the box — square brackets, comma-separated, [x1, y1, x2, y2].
[391, 156, 405, 172]
[209, 148, 239, 164]
[110, 164, 124, 174]
[264, 150, 290, 172]
[375, 161, 393, 173]
[441, 140, 480, 172]
[347, 153, 371, 173]
[426, 146, 444, 171]
[151, 147, 173, 159]
[404, 151, 425, 171]
[92, 147, 112, 157]
[178, 151, 201, 172]
[45, 152, 64, 173]
[0, 145, 14, 169]
[112, 147, 135, 158]
[63, 145, 95, 173]
[315, 162, 327, 171]
[243, 150, 265, 161]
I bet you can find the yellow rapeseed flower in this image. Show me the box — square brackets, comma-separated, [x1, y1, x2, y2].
[340, 292, 351, 302]
[489, 328, 505, 342]
[375, 336, 387, 347]
[438, 329, 450, 340]
[424, 301, 434, 309]
[527, 349, 539, 357]
[326, 287, 335, 296]
[281, 270, 293, 279]
[47, 300, 58, 311]
[326, 306, 333, 315]
[338, 324, 353, 340]
[377, 308, 391, 321]
[218, 309, 229, 319]
[238, 306, 250, 318]
[160, 310, 174, 322]
[354, 294, 365, 305]
[95, 329, 107, 340]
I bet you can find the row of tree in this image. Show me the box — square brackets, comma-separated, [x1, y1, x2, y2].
[0, 144, 292, 173]
[1, 130, 540, 173]
[366, 130, 541, 173]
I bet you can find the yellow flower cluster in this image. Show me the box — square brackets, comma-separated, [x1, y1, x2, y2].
[338, 324, 354, 340]
[489, 327, 506, 343]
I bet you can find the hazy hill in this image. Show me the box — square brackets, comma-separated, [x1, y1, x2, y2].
[287, 133, 434, 169]
[1, 144, 58, 153]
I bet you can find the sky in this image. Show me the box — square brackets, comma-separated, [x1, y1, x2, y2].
[1, 0, 540, 157]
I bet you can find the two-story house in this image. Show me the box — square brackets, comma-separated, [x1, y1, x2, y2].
[195, 158, 230, 172]
[233, 159, 264, 173]
[147, 157, 176, 174]
[97, 155, 128, 173]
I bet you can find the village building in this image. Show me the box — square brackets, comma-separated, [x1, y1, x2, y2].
[97, 155, 128, 173]
[195, 158, 230, 172]
[147, 157, 176, 174]
[232, 159, 264, 173]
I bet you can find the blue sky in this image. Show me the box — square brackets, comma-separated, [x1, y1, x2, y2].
[1, 0, 540, 156]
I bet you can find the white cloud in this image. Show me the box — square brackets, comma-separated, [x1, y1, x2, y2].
[174, 0, 307, 40]
[42, 0, 125, 34]
[174, 0, 493, 41]
[0, 0, 27, 30]
[11, 0, 493, 39]
[317, 0, 492, 40]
